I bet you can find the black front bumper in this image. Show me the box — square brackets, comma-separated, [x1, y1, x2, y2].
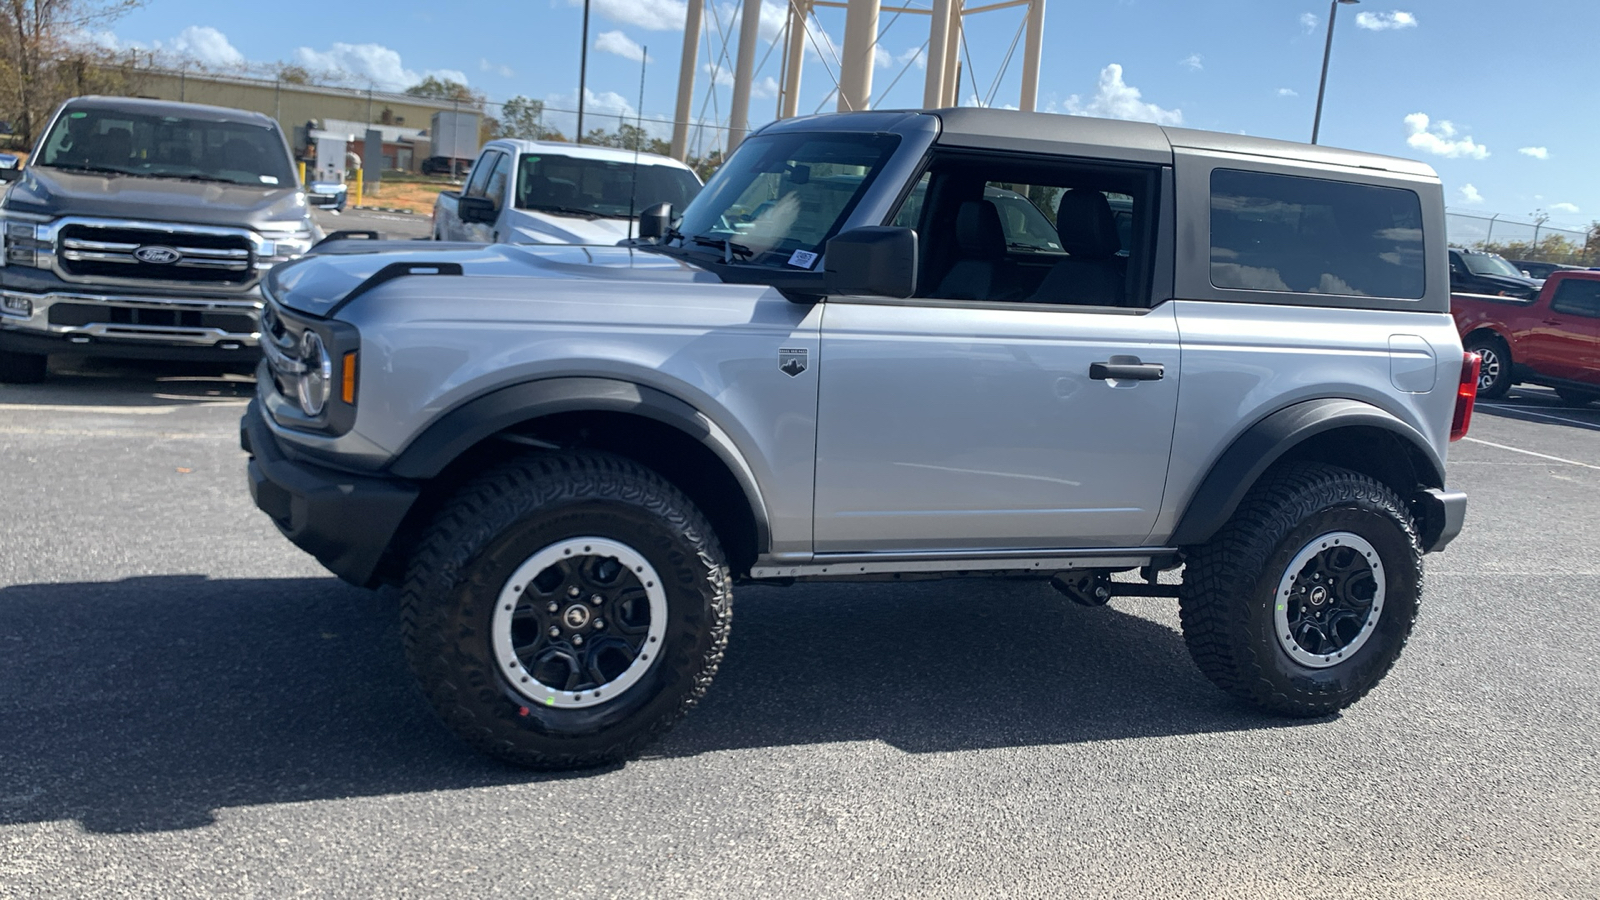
[0, 325, 261, 362]
[242, 400, 419, 586]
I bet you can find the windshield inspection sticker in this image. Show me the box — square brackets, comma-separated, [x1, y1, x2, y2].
[259, 175, 279, 185]
[786, 249, 818, 269]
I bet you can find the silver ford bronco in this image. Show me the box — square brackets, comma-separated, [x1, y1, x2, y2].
[243, 109, 1475, 769]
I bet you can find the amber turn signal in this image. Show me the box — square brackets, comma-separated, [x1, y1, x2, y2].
[341, 351, 357, 405]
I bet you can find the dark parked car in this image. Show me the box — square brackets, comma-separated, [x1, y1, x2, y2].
[1449, 247, 1539, 300]
[1509, 259, 1585, 281]
[420, 155, 472, 177]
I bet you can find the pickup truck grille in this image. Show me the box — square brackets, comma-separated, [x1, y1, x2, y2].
[57, 224, 254, 285]
[46, 302, 257, 334]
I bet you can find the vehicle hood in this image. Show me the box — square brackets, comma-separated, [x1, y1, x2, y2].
[4, 167, 310, 230]
[505, 208, 634, 245]
[267, 241, 723, 318]
[1462, 271, 1540, 298]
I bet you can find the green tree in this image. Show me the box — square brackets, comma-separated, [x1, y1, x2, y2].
[0, 0, 145, 143]
[405, 75, 483, 106]
[498, 95, 556, 141]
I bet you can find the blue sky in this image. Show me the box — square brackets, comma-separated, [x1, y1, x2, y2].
[100, 0, 1596, 233]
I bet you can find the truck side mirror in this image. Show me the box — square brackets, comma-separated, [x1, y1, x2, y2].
[824, 226, 917, 298]
[457, 195, 497, 224]
[639, 202, 672, 240]
[0, 168, 21, 184]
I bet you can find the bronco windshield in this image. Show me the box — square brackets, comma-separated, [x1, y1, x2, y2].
[670, 131, 901, 267]
[38, 107, 296, 187]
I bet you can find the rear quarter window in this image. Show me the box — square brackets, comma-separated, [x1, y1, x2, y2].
[1209, 169, 1425, 299]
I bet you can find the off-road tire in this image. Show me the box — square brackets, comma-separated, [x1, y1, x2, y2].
[1179, 462, 1421, 717]
[1464, 334, 1512, 399]
[401, 451, 732, 769]
[0, 350, 47, 384]
[1555, 387, 1598, 407]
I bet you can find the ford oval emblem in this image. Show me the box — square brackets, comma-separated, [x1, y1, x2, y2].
[133, 245, 181, 265]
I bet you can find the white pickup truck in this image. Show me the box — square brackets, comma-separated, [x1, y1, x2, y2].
[431, 139, 702, 245]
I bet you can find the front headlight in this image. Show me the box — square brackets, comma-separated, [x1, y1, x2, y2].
[2, 219, 48, 267]
[296, 330, 333, 416]
[258, 230, 316, 267]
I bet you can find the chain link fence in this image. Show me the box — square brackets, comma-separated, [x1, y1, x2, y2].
[1446, 211, 1596, 264]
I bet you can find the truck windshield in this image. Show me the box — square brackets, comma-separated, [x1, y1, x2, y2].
[671, 132, 901, 266]
[1460, 252, 1526, 279]
[517, 154, 701, 219]
[37, 107, 295, 187]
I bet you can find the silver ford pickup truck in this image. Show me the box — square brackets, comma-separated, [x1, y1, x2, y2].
[0, 96, 318, 382]
[244, 109, 1475, 769]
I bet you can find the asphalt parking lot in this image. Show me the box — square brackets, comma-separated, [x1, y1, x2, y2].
[0, 364, 1596, 899]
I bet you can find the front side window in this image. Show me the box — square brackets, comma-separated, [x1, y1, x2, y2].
[463, 151, 500, 198]
[1210, 169, 1425, 299]
[517, 155, 700, 219]
[890, 153, 1156, 308]
[38, 107, 294, 187]
[672, 132, 901, 266]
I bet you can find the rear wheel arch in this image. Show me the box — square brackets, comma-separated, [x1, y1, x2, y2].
[1168, 398, 1445, 549]
[378, 377, 770, 583]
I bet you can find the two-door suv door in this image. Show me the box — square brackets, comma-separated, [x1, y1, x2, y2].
[812, 155, 1179, 553]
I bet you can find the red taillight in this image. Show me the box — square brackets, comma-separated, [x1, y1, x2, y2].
[1451, 351, 1481, 442]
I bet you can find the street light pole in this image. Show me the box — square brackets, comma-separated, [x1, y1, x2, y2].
[577, 0, 591, 144]
[1311, 0, 1359, 145]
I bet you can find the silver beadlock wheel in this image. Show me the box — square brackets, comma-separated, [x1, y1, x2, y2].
[491, 536, 668, 709]
[1273, 531, 1385, 669]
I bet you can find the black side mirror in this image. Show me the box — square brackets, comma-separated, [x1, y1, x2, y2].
[639, 202, 672, 240]
[824, 226, 917, 297]
[0, 168, 21, 184]
[457, 195, 497, 224]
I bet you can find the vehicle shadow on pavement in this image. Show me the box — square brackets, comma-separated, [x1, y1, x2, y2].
[0, 575, 1303, 835]
[0, 359, 256, 407]
[1475, 391, 1600, 432]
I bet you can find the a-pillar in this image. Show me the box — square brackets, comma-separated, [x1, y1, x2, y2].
[837, 0, 880, 112]
[1018, 0, 1045, 112]
[727, 0, 763, 151]
[670, 0, 705, 160]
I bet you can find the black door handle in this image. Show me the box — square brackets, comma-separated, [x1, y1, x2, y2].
[1090, 361, 1165, 381]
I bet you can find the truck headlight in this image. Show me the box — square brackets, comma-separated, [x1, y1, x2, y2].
[297, 330, 333, 416]
[3, 220, 47, 267]
[258, 231, 316, 267]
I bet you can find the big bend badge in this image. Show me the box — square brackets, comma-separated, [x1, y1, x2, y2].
[778, 348, 808, 377]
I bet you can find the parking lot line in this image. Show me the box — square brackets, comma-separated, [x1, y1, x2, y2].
[0, 403, 179, 415]
[1462, 436, 1600, 471]
[1478, 403, 1600, 432]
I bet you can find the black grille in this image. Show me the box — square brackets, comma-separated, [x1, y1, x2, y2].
[57, 225, 255, 285]
[47, 303, 257, 334]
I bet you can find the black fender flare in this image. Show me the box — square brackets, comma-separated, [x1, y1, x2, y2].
[387, 376, 772, 551]
[1167, 398, 1446, 548]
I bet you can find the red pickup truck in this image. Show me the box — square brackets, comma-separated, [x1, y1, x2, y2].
[1453, 269, 1600, 404]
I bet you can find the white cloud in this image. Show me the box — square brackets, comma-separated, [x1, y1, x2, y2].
[541, 87, 673, 141]
[595, 30, 653, 63]
[874, 46, 925, 70]
[702, 63, 735, 88]
[73, 25, 243, 68]
[1300, 12, 1318, 34]
[295, 42, 467, 92]
[1355, 10, 1418, 31]
[1277, 87, 1299, 97]
[1459, 184, 1484, 205]
[1403, 112, 1488, 160]
[753, 75, 780, 100]
[1180, 54, 1203, 72]
[1064, 64, 1181, 126]
[571, 0, 685, 31]
[168, 26, 243, 67]
[1550, 202, 1580, 214]
[1518, 146, 1549, 160]
[479, 58, 514, 79]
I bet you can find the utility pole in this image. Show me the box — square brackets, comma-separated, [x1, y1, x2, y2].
[577, 0, 591, 143]
[1311, 0, 1359, 145]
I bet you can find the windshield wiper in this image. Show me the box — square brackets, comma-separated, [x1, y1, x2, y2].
[690, 234, 753, 263]
[42, 162, 137, 177]
[524, 203, 605, 220]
